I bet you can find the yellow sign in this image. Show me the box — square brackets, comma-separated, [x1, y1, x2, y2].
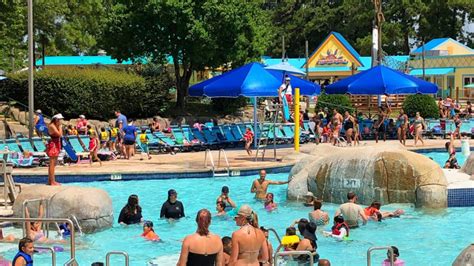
[306, 33, 362, 69]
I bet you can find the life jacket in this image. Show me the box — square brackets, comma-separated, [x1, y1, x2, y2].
[12, 251, 33, 266]
[139, 133, 148, 144]
[364, 206, 379, 217]
[332, 222, 350, 237]
[100, 131, 109, 141]
[281, 235, 300, 247]
[110, 128, 118, 137]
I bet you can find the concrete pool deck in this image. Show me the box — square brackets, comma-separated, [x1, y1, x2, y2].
[12, 139, 474, 177]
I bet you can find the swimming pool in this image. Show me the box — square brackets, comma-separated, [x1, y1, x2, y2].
[1, 173, 472, 265]
[418, 149, 468, 167]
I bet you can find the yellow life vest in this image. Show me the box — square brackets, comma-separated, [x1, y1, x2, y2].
[139, 133, 148, 144]
[110, 128, 118, 137]
[100, 131, 109, 140]
[281, 235, 300, 247]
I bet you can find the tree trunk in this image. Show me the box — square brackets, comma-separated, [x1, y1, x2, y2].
[173, 58, 193, 110]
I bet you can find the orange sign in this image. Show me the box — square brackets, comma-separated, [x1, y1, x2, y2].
[317, 49, 348, 65]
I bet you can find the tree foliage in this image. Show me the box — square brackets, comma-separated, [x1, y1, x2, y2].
[402, 94, 439, 119]
[316, 93, 354, 114]
[0, 67, 174, 120]
[100, 0, 272, 109]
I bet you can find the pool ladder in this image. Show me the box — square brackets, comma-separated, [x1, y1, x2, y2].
[367, 246, 395, 266]
[204, 149, 230, 177]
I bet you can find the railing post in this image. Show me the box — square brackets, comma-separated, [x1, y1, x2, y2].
[35, 246, 56, 266]
[367, 246, 394, 266]
[106, 251, 129, 266]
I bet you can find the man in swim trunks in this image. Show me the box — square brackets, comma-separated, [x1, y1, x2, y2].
[250, 170, 291, 200]
[334, 192, 368, 228]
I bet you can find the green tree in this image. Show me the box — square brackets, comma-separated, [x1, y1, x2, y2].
[0, 1, 26, 72]
[100, 0, 271, 109]
[402, 94, 438, 119]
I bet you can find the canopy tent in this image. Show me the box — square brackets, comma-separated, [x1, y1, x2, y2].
[465, 84, 474, 88]
[264, 61, 305, 75]
[325, 65, 438, 95]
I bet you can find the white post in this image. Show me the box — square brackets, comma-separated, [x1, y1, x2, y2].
[253, 97, 258, 148]
[27, 0, 34, 139]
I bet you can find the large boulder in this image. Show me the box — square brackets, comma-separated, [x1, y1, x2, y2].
[287, 143, 447, 208]
[452, 244, 474, 266]
[13, 185, 113, 233]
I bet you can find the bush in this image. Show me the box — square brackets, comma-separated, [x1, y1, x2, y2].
[402, 94, 439, 119]
[211, 97, 248, 115]
[316, 93, 354, 114]
[0, 67, 174, 120]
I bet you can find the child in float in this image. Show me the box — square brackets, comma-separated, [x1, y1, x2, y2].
[243, 127, 254, 156]
[364, 201, 405, 221]
[221, 236, 232, 266]
[89, 131, 102, 166]
[141, 221, 160, 241]
[323, 215, 349, 241]
[264, 193, 277, 211]
[382, 246, 405, 266]
[139, 128, 152, 160]
[99, 127, 109, 150]
[281, 227, 299, 251]
[12, 237, 34, 266]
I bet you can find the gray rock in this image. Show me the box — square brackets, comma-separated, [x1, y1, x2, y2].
[13, 185, 113, 233]
[287, 143, 447, 208]
[452, 244, 474, 266]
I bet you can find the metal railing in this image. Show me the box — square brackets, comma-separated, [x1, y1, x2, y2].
[35, 246, 56, 266]
[367, 246, 394, 266]
[106, 251, 130, 266]
[0, 217, 76, 264]
[22, 198, 51, 237]
[266, 227, 282, 244]
[204, 149, 230, 177]
[274, 250, 315, 265]
[0, 153, 20, 209]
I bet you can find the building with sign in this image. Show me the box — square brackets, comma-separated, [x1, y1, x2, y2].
[263, 32, 474, 108]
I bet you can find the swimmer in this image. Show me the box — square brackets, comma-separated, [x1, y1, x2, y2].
[0, 228, 15, 242]
[216, 186, 236, 211]
[12, 237, 34, 266]
[25, 199, 47, 243]
[364, 201, 405, 221]
[141, 221, 160, 241]
[382, 246, 405, 266]
[281, 227, 299, 251]
[445, 133, 461, 169]
[303, 192, 315, 207]
[308, 200, 329, 226]
[323, 215, 349, 241]
[251, 170, 291, 200]
[216, 202, 227, 217]
[264, 193, 277, 211]
[221, 236, 232, 266]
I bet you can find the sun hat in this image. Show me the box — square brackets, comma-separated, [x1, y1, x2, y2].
[35, 109, 42, 114]
[79, 115, 85, 119]
[285, 76, 291, 81]
[236, 204, 253, 218]
[302, 222, 317, 241]
[52, 114, 64, 120]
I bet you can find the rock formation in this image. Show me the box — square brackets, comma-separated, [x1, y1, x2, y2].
[13, 185, 113, 233]
[287, 143, 447, 208]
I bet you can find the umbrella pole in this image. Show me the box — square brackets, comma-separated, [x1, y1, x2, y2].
[253, 97, 258, 148]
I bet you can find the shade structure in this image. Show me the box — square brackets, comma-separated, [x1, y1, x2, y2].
[188, 62, 281, 98]
[325, 65, 438, 95]
[265, 61, 305, 75]
[465, 83, 474, 88]
[266, 70, 321, 96]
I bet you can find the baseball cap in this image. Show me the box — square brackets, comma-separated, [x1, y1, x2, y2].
[79, 115, 85, 119]
[168, 189, 177, 196]
[52, 113, 64, 120]
[35, 109, 42, 114]
[236, 204, 253, 218]
[285, 76, 291, 81]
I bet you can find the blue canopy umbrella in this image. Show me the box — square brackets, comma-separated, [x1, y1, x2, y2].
[325, 65, 438, 95]
[265, 61, 305, 75]
[189, 62, 281, 97]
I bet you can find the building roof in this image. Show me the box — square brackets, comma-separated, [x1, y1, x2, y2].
[262, 58, 306, 70]
[412, 38, 474, 54]
[409, 68, 455, 76]
[307, 31, 363, 67]
[35, 55, 174, 66]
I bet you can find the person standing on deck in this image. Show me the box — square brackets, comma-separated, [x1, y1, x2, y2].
[278, 76, 292, 123]
[251, 169, 291, 200]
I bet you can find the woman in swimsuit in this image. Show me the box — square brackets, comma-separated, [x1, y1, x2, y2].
[25, 199, 48, 243]
[343, 111, 355, 146]
[397, 109, 409, 146]
[230, 205, 268, 266]
[413, 112, 425, 146]
[453, 114, 462, 139]
[289, 222, 319, 263]
[46, 114, 64, 186]
[177, 209, 223, 266]
[308, 200, 329, 226]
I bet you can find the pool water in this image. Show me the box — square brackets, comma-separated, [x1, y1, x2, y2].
[1, 173, 473, 265]
[419, 150, 468, 167]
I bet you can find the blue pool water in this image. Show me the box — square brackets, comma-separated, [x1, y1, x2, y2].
[419, 150, 468, 167]
[1, 173, 473, 265]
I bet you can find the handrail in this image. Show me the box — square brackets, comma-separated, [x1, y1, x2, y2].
[7, 96, 52, 119]
[274, 250, 314, 266]
[106, 251, 130, 266]
[204, 149, 215, 174]
[217, 149, 230, 175]
[0, 217, 75, 262]
[70, 215, 83, 235]
[35, 246, 56, 266]
[22, 198, 50, 237]
[367, 246, 394, 266]
[266, 228, 281, 244]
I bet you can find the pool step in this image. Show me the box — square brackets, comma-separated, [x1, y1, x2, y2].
[213, 171, 230, 177]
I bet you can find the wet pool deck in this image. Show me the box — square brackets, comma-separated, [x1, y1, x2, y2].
[11, 139, 474, 190]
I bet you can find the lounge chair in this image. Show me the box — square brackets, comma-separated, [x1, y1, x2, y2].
[201, 127, 224, 148]
[172, 127, 203, 151]
[17, 138, 47, 157]
[32, 137, 47, 152]
[230, 124, 244, 140]
[154, 131, 183, 152]
[5, 139, 21, 153]
[181, 126, 206, 149]
[67, 136, 90, 158]
[220, 125, 242, 146]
